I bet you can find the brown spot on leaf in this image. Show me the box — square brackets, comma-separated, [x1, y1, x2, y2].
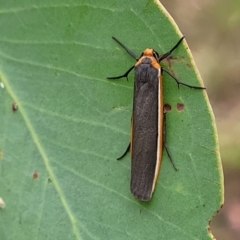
[32, 171, 38, 179]
[177, 103, 184, 111]
[12, 102, 18, 111]
[164, 104, 171, 112]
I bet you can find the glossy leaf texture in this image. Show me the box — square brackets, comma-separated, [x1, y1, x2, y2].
[0, 0, 223, 239]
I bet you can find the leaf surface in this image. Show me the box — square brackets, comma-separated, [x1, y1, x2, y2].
[0, 1, 223, 239]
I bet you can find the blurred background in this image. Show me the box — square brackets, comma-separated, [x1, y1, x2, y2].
[160, 0, 240, 239]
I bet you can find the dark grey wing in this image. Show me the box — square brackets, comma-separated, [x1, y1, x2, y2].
[131, 61, 161, 201]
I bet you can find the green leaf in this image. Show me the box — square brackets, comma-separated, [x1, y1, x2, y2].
[0, 1, 223, 240]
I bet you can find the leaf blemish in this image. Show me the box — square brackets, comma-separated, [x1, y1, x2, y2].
[12, 102, 18, 111]
[164, 103, 171, 112]
[177, 103, 184, 111]
[32, 171, 38, 179]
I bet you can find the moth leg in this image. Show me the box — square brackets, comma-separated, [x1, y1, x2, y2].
[163, 110, 178, 171]
[107, 66, 134, 81]
[117, 143, 130, 160]
[162, 68, 206, 90]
